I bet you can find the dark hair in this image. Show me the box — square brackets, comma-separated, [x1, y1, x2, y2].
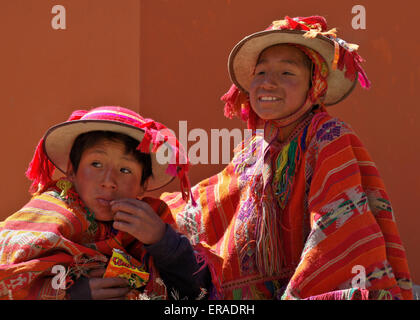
[69, 131, 153, 187]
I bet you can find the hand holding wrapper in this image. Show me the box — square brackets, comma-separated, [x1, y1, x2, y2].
[103, 249, 149, 289]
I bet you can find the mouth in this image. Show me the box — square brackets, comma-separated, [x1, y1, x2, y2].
[96, 198, 113, 207]
[258, 95, 282, 102]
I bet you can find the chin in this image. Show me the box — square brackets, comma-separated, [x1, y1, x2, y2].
[255, 112, 282, 121]
[252, 107, 281, 120]
[91, 210, 114, 222]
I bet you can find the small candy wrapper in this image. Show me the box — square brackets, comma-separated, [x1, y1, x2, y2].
[103, 248, 150, 289]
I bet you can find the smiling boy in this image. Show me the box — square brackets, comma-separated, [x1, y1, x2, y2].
[251, 45, 311, 120]
[0, 106, 211, 300]
[250, 44, 312, 141]
[162, 16, 413, 299]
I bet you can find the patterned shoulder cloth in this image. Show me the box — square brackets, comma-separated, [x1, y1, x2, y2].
[162, 14, 413, 300]
[281, 111, 412, 300]
[161, 108, 413, 300]
[0, 181, 171, 300]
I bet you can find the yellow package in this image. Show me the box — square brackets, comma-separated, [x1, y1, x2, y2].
[103, 248, 149, 289]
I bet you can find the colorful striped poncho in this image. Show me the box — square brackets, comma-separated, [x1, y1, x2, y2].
[161, 110, 413, 300]
[0, 181, 172, 299]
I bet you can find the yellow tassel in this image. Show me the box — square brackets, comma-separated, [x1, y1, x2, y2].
[346, 43, 359, 51]
[378, 290, 393, 300]
[273, 143, 290, 185]
[303, 25, 323, 39]
[321, 27, 338, 38]
[332, 41, 340, 71]
[303, 27, 338, 39]
[57, 179, 72, 197]
[272, 19, 288, 29]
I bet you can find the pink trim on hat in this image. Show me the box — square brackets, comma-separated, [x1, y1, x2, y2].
[26, 106, 193, 204]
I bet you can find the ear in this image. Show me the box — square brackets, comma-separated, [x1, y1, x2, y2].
[137, 180, 148, 198]
[66, 161, 76, 183]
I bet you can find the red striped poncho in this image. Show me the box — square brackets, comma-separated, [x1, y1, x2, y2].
[161, 110, 413, 300]
[0, 182, 172, 300]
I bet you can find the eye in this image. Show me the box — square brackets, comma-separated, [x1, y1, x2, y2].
[283, 71, 295, 76]
[254, 65, 265, 76]
[120, 167, 132, 174]
[91, 161, 102, 168]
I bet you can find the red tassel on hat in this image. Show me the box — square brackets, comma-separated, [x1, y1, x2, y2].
[337, 47, 371, 89]
[178, 166, 196, 207]
[221, 84, 241, 119]
[25, 138, 55, 194]
[285, 16, 302, 30]
[137, 131, 152, 153]
[151, 133, 167, 153]
[271, 16, 328, 32]
[136, 118, 170, 153]
[221, 85, 260, 131]
[25, 109, 88, 194]
[67, 109, 88, 121]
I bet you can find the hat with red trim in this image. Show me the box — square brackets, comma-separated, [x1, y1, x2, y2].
[26, 106, 192, 202]
[222, 15, 371, 126]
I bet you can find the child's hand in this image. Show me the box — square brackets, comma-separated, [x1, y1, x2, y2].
[111, 198, 166, 245]
[88, 268, 131, 300]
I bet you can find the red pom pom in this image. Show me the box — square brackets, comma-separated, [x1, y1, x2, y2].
[67, 110, 88, 121]
[221, 84, 241, 119]
[25, 138, 55, 194]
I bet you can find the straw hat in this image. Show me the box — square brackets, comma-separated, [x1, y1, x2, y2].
[26, 106, 191, 199]
[227, 15, 370, 106]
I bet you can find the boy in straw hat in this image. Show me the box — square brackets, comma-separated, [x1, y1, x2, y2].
[161, 16, 413, 299]
[0, 106, 211, 300]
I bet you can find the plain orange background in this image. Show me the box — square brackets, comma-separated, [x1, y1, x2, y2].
[0, 1, 418, 283]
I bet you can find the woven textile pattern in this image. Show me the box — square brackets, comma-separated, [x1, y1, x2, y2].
[0, 185, 171, 300]
[161, 111, 412, 300]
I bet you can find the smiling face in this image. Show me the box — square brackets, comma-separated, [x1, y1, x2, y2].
[67, 138, 145, 221]
[249, 44, 311, 121]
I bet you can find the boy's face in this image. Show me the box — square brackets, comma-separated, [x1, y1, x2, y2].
[249, 44, 311, 121]
[67, 139, 145, 221]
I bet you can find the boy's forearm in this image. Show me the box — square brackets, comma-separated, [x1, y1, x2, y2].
[144, 224, 211, 299]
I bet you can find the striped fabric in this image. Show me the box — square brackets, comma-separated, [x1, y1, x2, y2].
[161, 111, 413, 300]
[0, 182, 171, 300]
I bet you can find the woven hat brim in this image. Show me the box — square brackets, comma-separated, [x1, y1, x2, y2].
[228, 29, 357, 106]
[43, 120, 179, 191]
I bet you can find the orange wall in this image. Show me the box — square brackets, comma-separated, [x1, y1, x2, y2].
[0, 0, 141, 216]
[1, 1, 418, 283]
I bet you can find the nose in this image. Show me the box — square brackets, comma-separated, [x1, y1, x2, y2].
[101, 168, 117, 189]
[260, 72, 277, 89]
